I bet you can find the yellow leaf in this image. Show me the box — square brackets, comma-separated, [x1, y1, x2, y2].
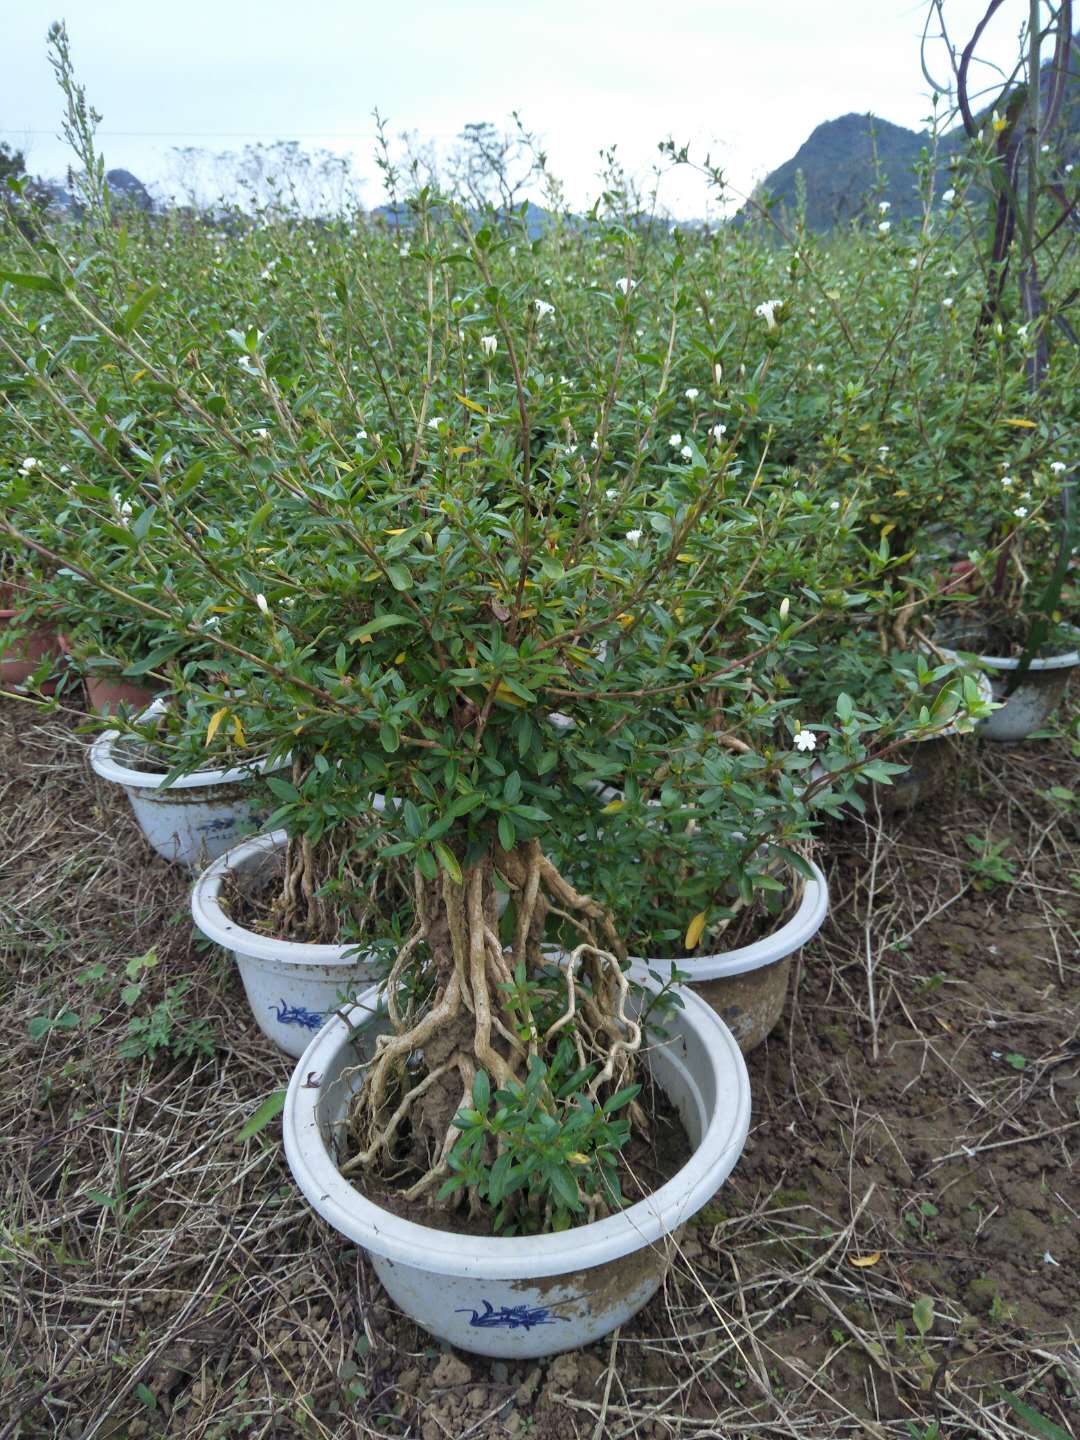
[600, 798, 623, 814]
[880, 522, 895, 538]
[450, 444, 472, 456]
[132, 368, 147, 383]
[567, 1153, 590, 1165]
[384, 527, 407, 535]
[205, 708, 227, 745]
[494, 682, 526, 707]
[684, 911, 708, 950]
[676, 553, 695, 563]
[849, 1252, 881, 1268]
[231, 716, 246, 747]
[1003, 417, 1036, 428]
[456, 393, 485, 414]
[394, 651, 406, 664]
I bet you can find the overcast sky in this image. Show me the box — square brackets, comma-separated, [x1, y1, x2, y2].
[3, 1, 1027, 215]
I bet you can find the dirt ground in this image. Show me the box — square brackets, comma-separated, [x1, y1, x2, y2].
[1, 690, 1077, 1440]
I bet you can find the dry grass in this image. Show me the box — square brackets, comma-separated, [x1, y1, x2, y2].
[1, 691, 1077, 1440]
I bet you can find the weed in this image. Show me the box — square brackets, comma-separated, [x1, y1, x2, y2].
[963, 833, 1018, 890]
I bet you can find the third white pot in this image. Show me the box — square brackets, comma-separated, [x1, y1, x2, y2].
[628, 858, 828, 1052]
[89, 699, 283, 867]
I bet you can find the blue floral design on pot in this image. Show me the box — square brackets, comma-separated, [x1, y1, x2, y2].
[273, 999, 324, 1030]
[455, 1300, 559, 1331]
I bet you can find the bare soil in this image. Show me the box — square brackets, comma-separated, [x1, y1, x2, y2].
[1, 689, 1077, 1440]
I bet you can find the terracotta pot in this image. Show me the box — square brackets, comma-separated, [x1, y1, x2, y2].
[57, 636, 164, 715]
[84, 673, 162, 716]
[0, 585, 62, 692]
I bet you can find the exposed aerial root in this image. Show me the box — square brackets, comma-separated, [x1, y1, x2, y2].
[343, 839, 641, 1209]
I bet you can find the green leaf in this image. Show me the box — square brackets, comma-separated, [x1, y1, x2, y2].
[266, 776, 301, 803]
[378, 723, 400, 753]
[386, 563, 412, 591]
[602, 1084, 640, 1114]
[912, 1295, 934, 1336]
[236, 1089, 287, 1141]
[119, 283, 162, 335]
[346, 613, 415, 644]
[548, 1164, 582, 1211]
[498, 813, 516, 851]
[998, 1389, 1073, 1440]
[0, 268, 62, 293]
[472, 1070, 490, 1111]
[434, 841, 462, 884]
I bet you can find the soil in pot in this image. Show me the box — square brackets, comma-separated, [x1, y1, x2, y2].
[351, 1068, 693, 1238]
[221, 831, 413, 947]
[0, 584, 63, 691]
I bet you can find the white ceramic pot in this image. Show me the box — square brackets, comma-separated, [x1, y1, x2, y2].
[88, 699, 283, 867]
[283, 968, 751, 1359]
[191, 830, 385, 1058]
[628, 859, 828, 1053]
[946, 635, 1079, 742]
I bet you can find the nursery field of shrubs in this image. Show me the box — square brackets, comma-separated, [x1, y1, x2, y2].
[0, 27, 1078, 1440]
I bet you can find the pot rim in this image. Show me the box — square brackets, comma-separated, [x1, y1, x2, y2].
[283, 969, 751, 1279]
[89, 697, 283, 790]
[191, 829, 379, 965]
[628, 856, 828, 979]
[937, 627, 1080, 674]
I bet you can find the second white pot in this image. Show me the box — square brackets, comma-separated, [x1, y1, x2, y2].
[190, 830, 386, 1058]
[283, 969, 751, 1359]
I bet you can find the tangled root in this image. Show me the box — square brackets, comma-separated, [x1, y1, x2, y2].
[340, 839, 641, 1204]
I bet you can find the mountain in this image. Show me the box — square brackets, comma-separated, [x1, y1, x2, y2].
[749, 33, 1080, 233]
[746, 113, 929, 231]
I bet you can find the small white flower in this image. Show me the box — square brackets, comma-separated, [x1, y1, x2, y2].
[815, 363, 826, 372]
[615, 276, 635, 295]
[878, 446, 890, 458]
[713, 362, 723, 385]
[625, 529, 643, 547]
[255, 593, 270, 615]
[942, 188, 956, 204]
[1041, 143, 1050, 154]
[591, 432, 600, 451]
[945, 265, 959, 278]
[1043, 1250, 1060, 1266]
[113, 494, 133, 522]
[635, 328, 644, 337]
[534, 299, 555, 319]
[1050, 461, 1067, 474]
[668, 433, 682, 448]
[908, 257, 919, 269]
[1066, 164, 1074, 175]
[878, 220, 891, 234]
[260, 269, 272, 280]
[1002, 476, 1014, 488]
[1017, 323, 1029, 339]
[1013, 506, 1029, 518]
[878, 200, 891, 213]
[509, 245, 517, 257]
[427, 416, 444, 430]
[684, 387, 699, 401]
[680, 444, 693, 460]
[480, 334, 497, 357]
[754, 298, 782, 331]
[606, 488, 618, 500]
[398, 243, 410, 258]
[711, 424, 727, 442]
[355, 429, 367, 442]
[943, 297, 954, 308]
[829, 499, 840, 510]
[253, 427, 269, 440]
[59, 465, 70, 475]
[779, 597, 790, 620]
[793, 730, 817, 752]
[18, 457, 38, 475]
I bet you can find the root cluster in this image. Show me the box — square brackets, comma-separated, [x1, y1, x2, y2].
[341, 838, 642, 1208]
